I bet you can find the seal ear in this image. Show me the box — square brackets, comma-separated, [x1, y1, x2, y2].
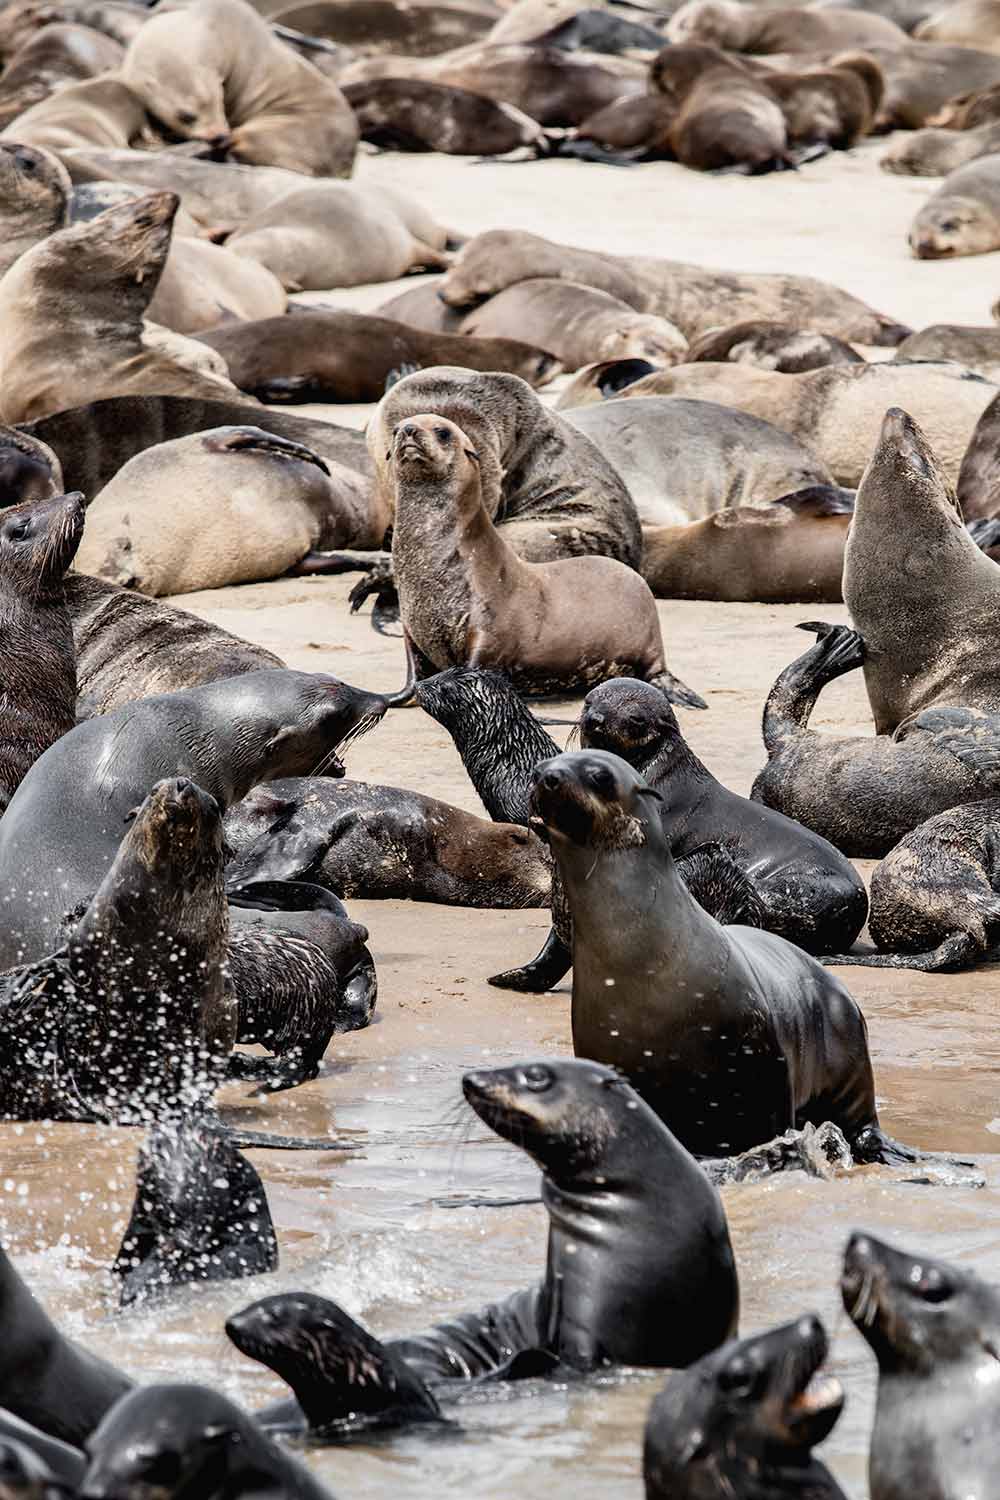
[464, 445, 481, 464]
[637, 785, 664, 803]
[123, 804, 142, 824]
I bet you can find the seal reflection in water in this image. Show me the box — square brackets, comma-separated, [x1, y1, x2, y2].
[226, 1059, 739, 1435]
[529, 750, 921, 1166]
[842, 1232, 1000, 1500]
[643, 1315, 847, 1500]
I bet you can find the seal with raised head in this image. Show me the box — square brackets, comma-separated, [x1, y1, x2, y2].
[842, 1232, 1000, 1500]
[530, 749, 903, 1163]
[0, 776, 234, 1123]
[844, 407, 1000, 733]
[227, 1057, 739, 1421]
[0, 142, 70, 280]
[0, 489, 82, 812]
[385, 412, 702, 705]
[81, 1385, 332, 1500]
[644, 1315, 847, 1500]
[0, 667, 387, 967]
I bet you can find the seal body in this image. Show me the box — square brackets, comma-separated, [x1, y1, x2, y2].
[532, 750, 881, 1158]
[909, 153, 1000, 257]
[842, 1233, 1000, 1500]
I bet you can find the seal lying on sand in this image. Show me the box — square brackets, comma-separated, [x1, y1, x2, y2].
[644, 1316, 847, 1500]
[843, 1232, 1000, 1500]
[750, 624, 1000, 857]
[0, 777, 234, 1123]
[909, 153, 1000, 258]
[113, 1117, 278, 1306]
[384, 413, 701, 705]
[685, 319, 864, 371]
[0, 668, 386, 967]
[0, 489, 82, 812]
[439, 228, 911, 344]
[224, 777, 552, 908]
[530, 749, 913, 1165]
[226, 1057, 739, 1423]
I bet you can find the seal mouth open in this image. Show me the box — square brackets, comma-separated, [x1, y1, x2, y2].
[314, 707, 385, 778]
[772, 1316, 844, 1449]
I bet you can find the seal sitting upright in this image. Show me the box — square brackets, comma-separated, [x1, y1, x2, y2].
[386, 413, 703, 706]
[529, 750, 918, 1165]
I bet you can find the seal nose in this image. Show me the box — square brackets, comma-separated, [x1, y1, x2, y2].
[844, 1232, 873, 1266]
[540, 769, 563, 791]
[174, 776, 193, 794]
[797, 1313, 823, 1342]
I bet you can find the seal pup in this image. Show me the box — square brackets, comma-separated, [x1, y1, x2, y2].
[0, 777, 234, 1123]
[0, 22, 124, 129]
[75, 426, 374, 595]
[0, 75, 147, 152]
[120, 0, 359, 176]
[195, 310, 561, 403]
[750, 623, 1000, 857]
[229, 1058, 739, 1409]
[644, 1315, 847, 1500]
[844, 408, 1000, 733]
[113, 1117, 278, 1306]
[0, 668, 387, 967]
[666, 0, 906, 50]
[0, 142, 70, 280]
[366, 365, 641, 570]
[685, 320, 864, 372]
[0, 1243, 130, 1445]
[82, 1385, 332, 1500]
[530, 749, 904, 1163]
[385, 413, 702, 705]
[958, 387, 1000, 518]
[0, 192, 247, 424]
[343, 77, 547, 155]
[882, 121, 1000, 176]
[0, 490, 82, 812]
[440, 228, 911, 345]
[909, 152, 1000, 257]
[825, 799, 1000, 970]
[224, 777, 552, 908]
[652, 44, 792, 173]
[894, 323, 1000, 379]
[842, 1232, 1000, 1500]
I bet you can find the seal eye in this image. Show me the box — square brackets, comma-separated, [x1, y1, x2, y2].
[717, 1358, 758, 1398]
[3, 520, 29, 544]
[522, 1063, 554, 1092]
[177, 110, 197, 127]
[913, 1266, 953, 1303]
[585, 763, 616, 796]
[435, 426, 452, 443]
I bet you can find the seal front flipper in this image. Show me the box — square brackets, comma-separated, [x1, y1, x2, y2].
[488, 928, 571, 992]
[348, 559, 401, 637]
[227, 1294, 445, 1437]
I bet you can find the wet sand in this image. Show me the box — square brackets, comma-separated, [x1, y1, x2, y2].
[3, 141, 1000, 1498]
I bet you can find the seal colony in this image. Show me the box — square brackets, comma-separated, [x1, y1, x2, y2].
[0, 0, 999, 1495]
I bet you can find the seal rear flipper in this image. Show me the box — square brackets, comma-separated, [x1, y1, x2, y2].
[675, 844, 766, 928]
[822, 931, 983, 971]
[850, 1124, 983, 1183]
[488, 927, 571, 991]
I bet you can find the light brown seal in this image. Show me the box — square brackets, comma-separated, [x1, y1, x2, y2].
[844, 406, 1000, 734]
[75, 426, 373, 595]
[146, 234, 287, 335]
[958, 386, 1000, 516]
[618, 360, 998, 486]
[440, 229, 911, 344]
[0, 140, 69, 278]
[196, 309, 560, 401]
[642, 490, 852, 601]
[915, 0, 1000, 49]
[0, 74, 147, 151]
[343, 78, 546, 154]
[684, 320, 864, 371]
[458, 278, 687, 370]
[0, 0, 145, 55]
[0, 192, 248, 424]
[667, 0, 905, 50]
[881, 121, 1000, 175]
[0, 21, 123, 128]
[908, 153, 1000, 256]
[387, 413, 703, 704]
[368, 366, 641, 565]
[121, 0, 359, 175]
[893, 324, 1000, 378]
[864, 41, 1000, 128]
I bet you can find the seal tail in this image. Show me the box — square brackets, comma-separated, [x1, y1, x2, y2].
[650, 669, 708, 710]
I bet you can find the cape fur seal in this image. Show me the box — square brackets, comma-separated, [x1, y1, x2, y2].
[195, 310, 561, 402]
[0, 0, 146, 54]
[368, 366, 641, 565]
[909, 152, 1000, 256]
[844, 408, 1000, 732]
[882, 121, 1000, 175]
[121, 0, 359, 175]
[958, 387, 1000, 517]
[864, 41, 1000, 129]
[385, 412, 701, 704]
[0, 142, 70, 280]
[275, 0, 495, 54]
[915, 0, 1000, 48]
[666, 0, 906, 49]
[651, 44, 792, 172]
[224, 777, 551, 907]
[0, 21, 123, 128]
[0, 668, 387, 966]
[619, 362, 997, 486]
[343, 77, 547, 154]
[644, 1316, 847, 1500]
[685, 320, 864, 371]
[75, 425, 375, 595]
[893, 323, 1000, 378]
[0, 74, 147, 151]
[529, 749, 906, 1164]
[843, 1233, 1000, 1500]
[0, 192, 248, 424]
[229, 1058, 738, 1402]
[440, 229, 911, 344]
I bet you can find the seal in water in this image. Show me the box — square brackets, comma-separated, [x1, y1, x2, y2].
[224, 777, 551, 908]
[0, 1243, 130, 1446]
[825, 798, 1000, 970]
[81, 1385, 332, 1500]
[228, 1058, 739, 1424]
[529, 749, 913, 1164]
[113, 1116, 278, 1306]
[844, 407, 1000, 735]
[384, 413, 702, 705]
[0, 668, 386, 967]
[643, 1315, 847, 1500]
[750, 623, 1000, 857]
[0, 489, 83, 813]
[0, 777, 233, 1124]
[842, 1232, 1000, 1500]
